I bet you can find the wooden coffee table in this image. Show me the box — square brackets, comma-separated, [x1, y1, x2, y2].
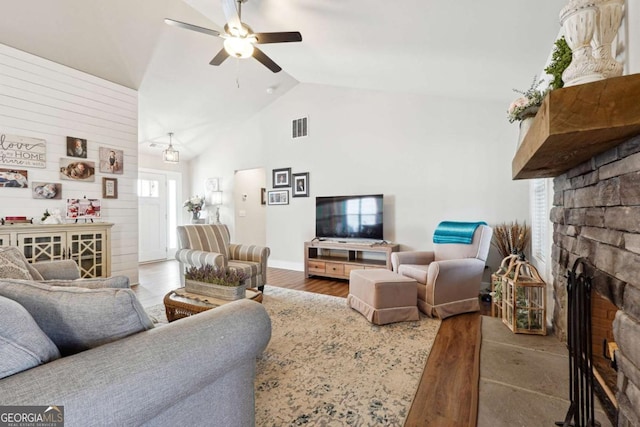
[163, 287, 263, 322]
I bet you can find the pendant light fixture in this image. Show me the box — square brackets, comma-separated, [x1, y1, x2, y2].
[163, 132, 179, 164]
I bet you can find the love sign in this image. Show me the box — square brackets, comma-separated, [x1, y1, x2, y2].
[0, 133, 47, 168]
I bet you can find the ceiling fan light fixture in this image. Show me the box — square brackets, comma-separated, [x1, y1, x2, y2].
[165, 0, 301, 73]
[224, 36, 255, 58]
[163, 132, 180, 164]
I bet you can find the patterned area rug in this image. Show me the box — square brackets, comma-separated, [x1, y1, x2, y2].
[144, 286, 441, 426]
[143, 303, 168, 324]
[256, 285, 441, 426]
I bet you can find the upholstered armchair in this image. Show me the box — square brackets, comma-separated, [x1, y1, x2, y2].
[391, 224, 492, 319]
[175, 224, 270, 291]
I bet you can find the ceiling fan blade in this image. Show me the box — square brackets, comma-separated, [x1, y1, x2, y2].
[253, 47, 282, 73]
[254, 32, 302, 44]
[164, 18, 222, 38]
[210, 49, 230, 66]
[221, 0, 243, 34]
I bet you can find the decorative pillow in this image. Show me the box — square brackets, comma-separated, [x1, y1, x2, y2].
[0, 279, 154, 356]
[0, 295, 60, 379]
[0, 247, 36, 280]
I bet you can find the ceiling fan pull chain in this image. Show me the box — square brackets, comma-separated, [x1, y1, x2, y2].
[236, 59, 241, 89]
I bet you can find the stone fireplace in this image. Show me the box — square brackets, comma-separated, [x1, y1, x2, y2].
[550, 134, 640, 426]
[512, 72, 640, 426]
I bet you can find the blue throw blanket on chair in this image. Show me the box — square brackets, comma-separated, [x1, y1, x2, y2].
[433, 221, 487, 244]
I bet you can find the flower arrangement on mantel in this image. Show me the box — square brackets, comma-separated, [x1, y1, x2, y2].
[507, 76, 548, 123]
[184, 264, 248, 300]
[183, 195, 205, 213]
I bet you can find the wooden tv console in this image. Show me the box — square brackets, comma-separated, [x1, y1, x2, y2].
[304, 240, 399, 280]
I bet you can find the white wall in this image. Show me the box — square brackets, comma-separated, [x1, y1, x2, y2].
[192, 82, 530, 272]
[190, 113, 267, 237]
[0, 44, 139, 282]
[234, 168, 267, 246]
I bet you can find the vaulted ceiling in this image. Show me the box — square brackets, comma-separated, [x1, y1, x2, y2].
[0, 0, 563, 159]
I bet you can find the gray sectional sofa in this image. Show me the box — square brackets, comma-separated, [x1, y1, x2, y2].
[0, 248, 271, 426]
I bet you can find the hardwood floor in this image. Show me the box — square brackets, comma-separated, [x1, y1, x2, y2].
[134, 261, 480, 426]
[405, 312, 481, 427]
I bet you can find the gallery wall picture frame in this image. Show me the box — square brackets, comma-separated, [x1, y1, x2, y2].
[0, 134, 46, 168]
[32, 182, 62, 199]
[261, 187, 266, 205]
[272, 167, 291, 188]
[59, 158, 95, 182]
[268, 190, 289, 205]
[66, 198, 101, 220]
[66, 136, 87, 158]
[0, 168, 28, 188]
[205, 177, 219, 192]
[99, 147, 124, 174]
[102, 177, 118, 199]
[292, 172, 309, 197]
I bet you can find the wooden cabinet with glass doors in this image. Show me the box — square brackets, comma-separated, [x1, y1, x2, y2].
[0, 223, 113, 278]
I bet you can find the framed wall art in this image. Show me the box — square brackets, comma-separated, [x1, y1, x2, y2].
[99, 147, 123, 174]
[0, 133, 46, 168]
[66, 198, 101, 219]
[205, 177, 219, 192]
[292, 172, 309, 197]
[66, 136, 87, 158]
[60, 158, 95, 181]
[268, 190, 289, 205]
[102, 177, 118, 199]
[261, 187, 266, 205]
[0, 168, 28, 188]
[272, 167, 291, 188]
[32, 182, 62, 199]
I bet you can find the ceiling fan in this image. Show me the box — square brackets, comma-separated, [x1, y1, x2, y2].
[165, 0, 302, 73]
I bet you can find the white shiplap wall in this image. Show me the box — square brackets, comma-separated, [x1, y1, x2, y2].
[0, 43, 139, 283]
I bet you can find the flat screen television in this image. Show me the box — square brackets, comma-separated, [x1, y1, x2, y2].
[315, 194, 384, 241]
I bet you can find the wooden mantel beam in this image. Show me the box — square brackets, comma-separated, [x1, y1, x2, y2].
[512, 73, 640, 180]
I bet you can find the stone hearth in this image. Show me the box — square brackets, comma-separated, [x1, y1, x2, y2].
[551, 134, 640, 426]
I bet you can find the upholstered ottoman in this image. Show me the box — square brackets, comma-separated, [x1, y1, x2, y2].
[347, 269, 419, 325]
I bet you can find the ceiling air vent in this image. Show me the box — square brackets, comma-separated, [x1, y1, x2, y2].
[292, 116, 308, 139]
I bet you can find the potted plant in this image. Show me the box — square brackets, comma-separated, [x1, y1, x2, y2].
[184, 264, 247, 300]
[489, 221, 531, 316]
[491, 221, 531, 259]
[507, 77, 549, 146]
[183, 195, 205, 222]
[507, 76, 548, 124]
[544, 36, 572, 91]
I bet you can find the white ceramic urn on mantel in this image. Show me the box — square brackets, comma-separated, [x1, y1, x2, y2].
[560, 0, 625, 86]
[592, 0, 624, 78]
[560, 0, 603, 86]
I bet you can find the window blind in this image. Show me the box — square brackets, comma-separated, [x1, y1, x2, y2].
[531, 178, 548, 262]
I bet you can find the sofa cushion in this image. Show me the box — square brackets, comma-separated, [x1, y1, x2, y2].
[0, 247, 43, 281]
[177, 224, 230, 259]
[0, 295, 60, 379]
[0, 279, 154, 356]
[227, 260, 261, 287]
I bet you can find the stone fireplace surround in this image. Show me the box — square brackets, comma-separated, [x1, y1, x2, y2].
[551, 134, 640, 426]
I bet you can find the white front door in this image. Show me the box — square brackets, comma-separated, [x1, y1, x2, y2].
[138, 172, 167, 263]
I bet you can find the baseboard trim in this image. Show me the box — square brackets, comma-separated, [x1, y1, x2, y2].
[268, 260, 304, 272]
